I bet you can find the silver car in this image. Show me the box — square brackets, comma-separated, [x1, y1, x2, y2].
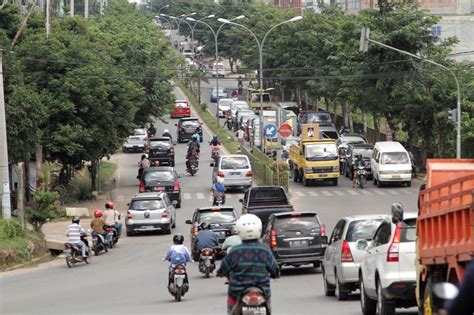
[123, 135, 146, 153]
[211, 155, 252, 190]
[322, 214, 387, 300]
[125, 192, 177, 236]
[218, 98, 234, 117]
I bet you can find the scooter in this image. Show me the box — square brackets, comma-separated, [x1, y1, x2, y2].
[355, 165, 366, 189]
[231, 286, 270, 315]
[105, 225, 119, 248]
[211, 145, 220, 162]
[64, 233, 90, 268]
[198, 248, 216, 278]
[187, 159, 199, 176]
[213, 191, 225, 206]
[169, 264, 189, 302]
[91, 231, 108, 255]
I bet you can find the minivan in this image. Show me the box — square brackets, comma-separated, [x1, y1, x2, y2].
[371, 141, 412, 187]
[211, 155, 252, 191]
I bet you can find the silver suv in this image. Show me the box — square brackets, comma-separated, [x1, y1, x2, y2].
[125, 192, 177, 236]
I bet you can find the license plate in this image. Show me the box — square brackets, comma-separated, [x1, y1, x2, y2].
[230, 172, 241, 176]
[154, 186, 165, 191]
[392, 175, 401, 179]
[64, 249, 71, 254]
[318, 174, 328, 177]
[242, 306, 266, 315]
[289, 240, 308, 247]
[215, 231, 226, 237]
[141, 225, 155, 230]
[359, 170, 366, 175]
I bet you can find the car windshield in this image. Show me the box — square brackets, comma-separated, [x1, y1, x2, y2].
[346, 219, 383, 242]
[320, 131, 338, 140]
[306, 113, 331, 123]
[401, 218, 417, 242]
[134, 129, 146, 136]
[130, 199, 165, 210]
[213, 64, 224, 70]
[275, 216, 319, 232]
[150, 140, 170, 147]
[354, 148, 373, 159]
[251, 94, 270, 102]
[182, 120, 199, 128]
[305, 143, 337, 161]
[175, 102, 188, 108]
[128, 137, 142, 142]
[198, 211, 236, 224]
[144, 171, 175, 182]
[381, 152, 409, 164]
[220, 157, 250, 170]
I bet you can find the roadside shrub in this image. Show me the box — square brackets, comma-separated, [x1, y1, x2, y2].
[0, 219, 24, 239]
[26, 191, 65, 232]
[200, 103, 207, 111]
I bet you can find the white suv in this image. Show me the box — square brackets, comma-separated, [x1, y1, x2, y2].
[358, 208, 417, 315]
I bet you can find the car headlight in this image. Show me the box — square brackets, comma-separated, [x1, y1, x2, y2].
[402, 170, 412, 174]
[304, 167, 313, 173]
[332, 165, 339, 172]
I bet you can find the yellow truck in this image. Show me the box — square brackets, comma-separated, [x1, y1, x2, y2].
[289, 124, 339, 186]
[247, 89, 274, 112]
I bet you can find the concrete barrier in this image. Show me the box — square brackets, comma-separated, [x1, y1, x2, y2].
[65, 207, 89, 217]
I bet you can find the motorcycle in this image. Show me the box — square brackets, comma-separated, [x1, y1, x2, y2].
[64, 234, 90, 268]
[187, 159, 199, 176]
[213, 191, 225, 206]
[91, 231, 108, 255]
[198, 248, 216, 278]
[211, 145, 220, 162]
[168, 264, 189, 302]
[355, 165, 366, 189]
[105, 225, 119, 248]
[225, 118, 234, 131]
[231, 286, 270, 315]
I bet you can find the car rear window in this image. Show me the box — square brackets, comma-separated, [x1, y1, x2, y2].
[150, 140, 170, 147]
[354, 148, 373, 159]
[128, 137, 141, 142]
[175, 102, 188, 108]
[144, 171, 175, 182]
[198, 211, 236, 224]
[274, 215, 320, 232]
[345, 219, 383, 242]
[306, 113, 331, 123]
[400, 218, 417, 242]
[221, 157, 250, 170]
[130, 199, 165, 210]
[182, 120, 199, 127]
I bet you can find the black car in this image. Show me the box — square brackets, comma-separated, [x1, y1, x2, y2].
[147, 137, 175, 166]
[262, 212, 328, 270]
[344, 143, 374, 180]
[185, 206, 238, 259]
[175, 117, 203, 143]
[138, 166, 181, 208]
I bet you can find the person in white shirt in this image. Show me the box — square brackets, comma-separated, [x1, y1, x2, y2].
[104, 202, 122, 236]
[66, 217, 88, 257]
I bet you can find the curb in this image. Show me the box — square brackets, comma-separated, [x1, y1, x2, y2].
[1, 253, 53, 272]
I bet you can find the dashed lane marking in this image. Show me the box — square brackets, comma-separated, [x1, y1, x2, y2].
[183, 193, 192, 200]
[196, 193, 205, 199]
[321, 191, 332, 197]
[347, 190, 359, 196]
[309, 191, 319, 197]
[294, 191, 306, 197]
[334, 191, 345, 196]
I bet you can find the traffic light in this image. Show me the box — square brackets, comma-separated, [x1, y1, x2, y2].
[448, 109, 458, 123]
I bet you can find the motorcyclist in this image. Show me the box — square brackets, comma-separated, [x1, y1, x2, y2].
[163, 234, 193, 287]
[186, 135, 200, 170]
[211, 177, 226, 205]
[224, 109, 234, 130]
[217, 214, 279, 314]
[222, 226, 241, 254]
[104, 202, 122, 237]
[210, 134, 221, 146]
[137, 154, 150, 179]
[90, 210, 107, 250]
[248, 79, 253, 89]
[162, 129, 172, 140]
[193, 222, 219, 255]
[147, 123, 157, 137]
[66, 216, 88, 258]
[352, 153, 365, 188]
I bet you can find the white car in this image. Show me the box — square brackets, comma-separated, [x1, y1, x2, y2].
[123, 135, 146, 153]
[211, 155, 252, 190]
[358, 208, 417, 315]
[230, 100, 249, 116]
[218, 98, 234, 117]
[322, 215, 387, 301]
[211, 62, 225, 77]
[134, 128, 147, 139]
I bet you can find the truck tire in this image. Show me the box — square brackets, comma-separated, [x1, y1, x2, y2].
[293, 169, 299, 182]
[303, 174, 310, 186]
[332, 178, 338, 186]
[421, 278, 437, 315]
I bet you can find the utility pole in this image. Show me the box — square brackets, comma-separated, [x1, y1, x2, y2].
[100, 0, 104, 15]
[70, 0, 74, 16]
[0, 50, 12, 219]
[16, 162, 25, 226]
[84, 0, 89, 19]
[46, 0, 51, 37]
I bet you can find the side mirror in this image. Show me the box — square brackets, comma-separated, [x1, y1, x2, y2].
[185, 219, 192, 225]
[320, 236, 329, 245]
[356, 239, 369, 251]
[239, 198, 243, 203]
[210, 162, 215, 167]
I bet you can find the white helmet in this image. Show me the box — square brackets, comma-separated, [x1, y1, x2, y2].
[163, 129, 169, 134]
[235, 214, 262, 241]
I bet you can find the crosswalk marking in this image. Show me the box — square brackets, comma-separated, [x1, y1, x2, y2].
[388, 190, 401, 195]
[321, 191, 332, 197]
[348, 190, 359, 196]
[309, 191, 319, 197]
[372, 190, 386, 195]
[196, 193, 205, 199]
[183, 193, 192, 200]
[294, 191, 305, 197]
[334, 191, 345, 196]
[401, 190, 413, 195]
[360, 190, 372, 195]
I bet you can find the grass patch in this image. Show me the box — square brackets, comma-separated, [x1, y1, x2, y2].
[99, 160, 117, 193]
[178, 83, 239, 154]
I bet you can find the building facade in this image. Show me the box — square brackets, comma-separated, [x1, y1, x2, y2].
[274, 0, 303, 14]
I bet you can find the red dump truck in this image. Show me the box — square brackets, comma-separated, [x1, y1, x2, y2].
[416, 159, 474, 313]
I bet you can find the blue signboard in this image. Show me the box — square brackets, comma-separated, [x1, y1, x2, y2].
[264, 124, 277, 139]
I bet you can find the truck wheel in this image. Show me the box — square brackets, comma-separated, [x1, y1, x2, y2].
[303, 175, 310, 187]
[293, 169, 299, 182]
[421, 278, 437, 315]
[332, 178, 338, 186]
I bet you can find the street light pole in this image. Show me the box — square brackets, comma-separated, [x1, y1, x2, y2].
[218, 16, 303, 160]
[157, 4, 169, 16]
[360, 27, 462, 158]
[190, 15, 215, 52]
[0, 49, 11, 219]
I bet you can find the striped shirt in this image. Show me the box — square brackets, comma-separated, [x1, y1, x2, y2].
[66, 223, 84, 243]
[217, 240, 279, 302]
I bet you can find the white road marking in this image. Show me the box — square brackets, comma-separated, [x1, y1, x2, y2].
[372, 189, 386, 195]
[196, 193, 205, 199]
[294, 191, 305, 197]
[388, 190, 401, 195]
[347, 190, 359, 196]
[334, 191, 345, 196]
[309, 191, 319, 197]
[360, 190, 372, 195]
[183, 193, 192, 200]
[401, 189, 413, 195]
[321, 191, 332, 197]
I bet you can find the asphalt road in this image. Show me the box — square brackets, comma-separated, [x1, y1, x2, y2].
[0, 86, 419, 315]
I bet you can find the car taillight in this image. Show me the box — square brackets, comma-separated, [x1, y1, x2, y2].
[218, 171, 225, 177]
[270, 229, 277, 248]
[108, 227, 113, 232]
[387, 223, 402, 262]
[173, 180, 180, 191]
[245, 171, 253, 177]
[320, 224, 326, 237]
[139, 181, 145, 192]
[162, 211, 168, 218]
[203, 248, 212, 256]
[242, 290, 265, 306]
[127, 211, 132, 220]
[341, 240, 354, 263]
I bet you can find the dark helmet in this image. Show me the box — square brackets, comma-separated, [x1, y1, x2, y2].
[72, 216, 80, 224]
[199, 222, 209, 230]
[141, 154, 147, 160]
[391, 202, 404, 223]
[355, 153, 363, 160]
[212, 134, 218, 140]
[173, 234, 184, 245]
[105, 201, 114, 209]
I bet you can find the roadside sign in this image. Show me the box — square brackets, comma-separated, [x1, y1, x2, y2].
[279, 123, 292, 137]
[264, 124, 277, 139]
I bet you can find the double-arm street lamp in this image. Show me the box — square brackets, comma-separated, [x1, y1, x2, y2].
[162, 12, 196, 36]
[218, 16, 303, 158]
[187, 15, 245, 121]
